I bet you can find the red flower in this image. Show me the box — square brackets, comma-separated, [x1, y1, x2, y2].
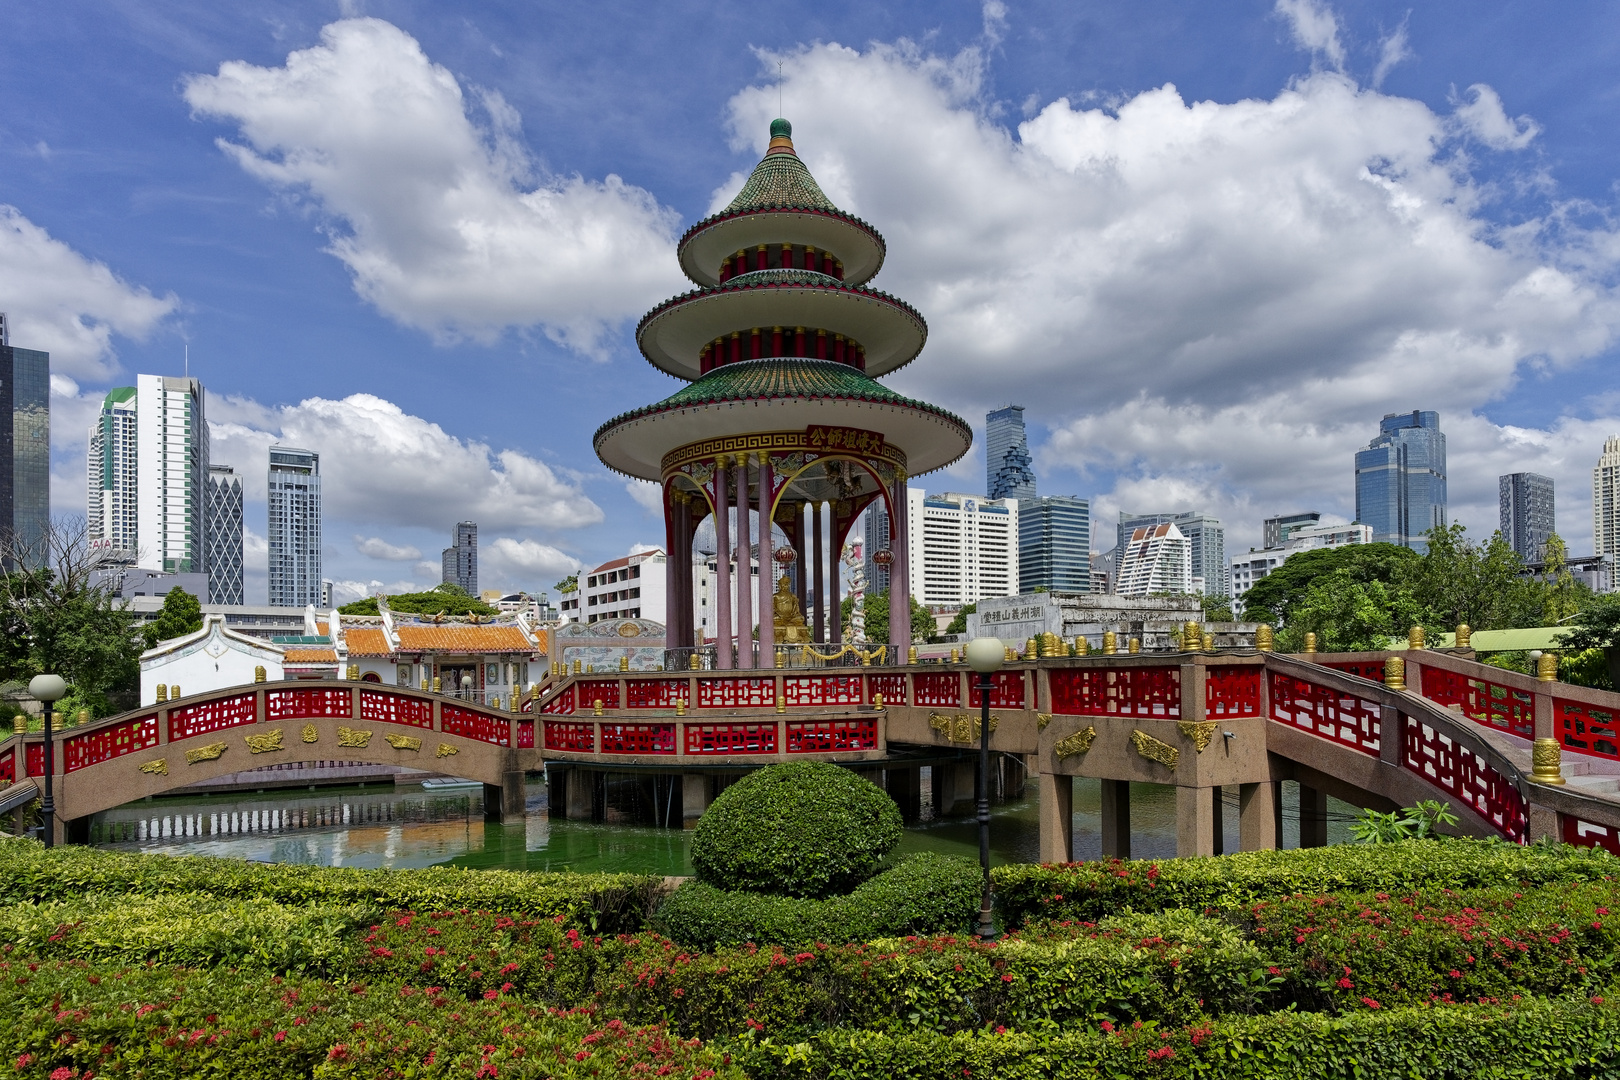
[1449, 970, 1461, 979]
[1001, 975, 1014, 983]
[16, 1057, 36, 1071]
[574, 1051, 590, 1061]
[1100, 1021, 1115, 1033]
[1360, 997, 1382, 1009]
[274, 1032, 287, 1042]
[50, 1070, 76, 1080]
[1337, 978, 1354, 989]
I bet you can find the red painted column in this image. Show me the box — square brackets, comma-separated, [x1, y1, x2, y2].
[772, 327, 784, 357]
[663, 482, 678, 653]
[816, 330, 828, 359]
[757, 452, 775, 665]
[729, 332, 741, 365]
[714, 456, 734, 670]
[890, 475, 911, 657]
[829, 513, 843, 645]
[734, 456, 754, 669]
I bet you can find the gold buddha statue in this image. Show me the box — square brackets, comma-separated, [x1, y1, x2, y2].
[773, 575, 811, 644]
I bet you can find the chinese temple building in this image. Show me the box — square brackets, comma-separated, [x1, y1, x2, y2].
[595, 118, 970, 668]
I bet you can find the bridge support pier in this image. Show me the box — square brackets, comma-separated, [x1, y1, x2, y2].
[1100, 779, 1130, 859]
[886, 766, 922, 825]
[932, 763, 976, 818]
[1239, 780, 1279, 851]
[682, 774, 712, 826]
[1176, 785, 1218, 858]
[1038, 772, 1073, 862]
[565, 770, 595, 821]
[1298, 784, 1329, 848]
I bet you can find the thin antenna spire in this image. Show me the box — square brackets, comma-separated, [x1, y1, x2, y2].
[778, 61, 783, 117]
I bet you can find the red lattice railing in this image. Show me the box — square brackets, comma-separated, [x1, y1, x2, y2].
[786, 719, 879, 753]
[1268, 671, 1381, 756]
[1422, 667, 1534, 739]
[517, 719, 535, 749]
[1318, 660, 1387, 683]
[0, 746, 13, 785]
[627, 678, 687, 709]
[684, 722, 778, 754]
[1557, 698, 1620, 762]
[26, 744, 43, 777]
[266, 687, 350, 722]
[170, 692, 259, 741]
[540, 686, 576, 715]
[441, 705, 511, 746]
[1403, 716, 1527, 842]
[912, 672, 961, 708]
[544, 721, 596, 753]
[1050, 667, 1180, 718]
[784, 675, 864, 707]
[577, 680, 621, 710]
[1563, 815, 1620, 857]
[1206, 667, 1261, 718]
[697, 677, 775, 709]
[600, 723, 677, 755]
[868, 674, 906, 706]
[64, 714, 159, 773]
[968, 671, 1027, 709]
[358, 690, 433, 729]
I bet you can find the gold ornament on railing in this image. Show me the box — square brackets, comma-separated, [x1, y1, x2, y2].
[491, 696, 501, 710]
[1408, 625, 1425, 651]
[689, 653, 702, 670]
[347, 664, 360, 681]
[775, 695, 786, 714]
[1130, 729, 1179, 771]
[592, 698, 605, 716]
[950, 647, 960, 663]
[908, 645, 919, 664]
[1053, 726, 1096, 760]
[1004, 646, 1017, 663]
[1384, 655, 1406, 691]
[1256, 624, 1274, 652]
[170, 685, 180, 701]
[1184, 621, 1202, 652]
[1537, 652, 1558, 682]
[674, 698, 687, 716]
[802, 643, 886, 665]
[1102, 632, 1117, 656]
[432, 677, 442, 693]
[1531, 737, 1567, 785]
[1025, 638, 1038, 661]
[620, 655, 630, 672]
[1304, 632, 1317, 655]
[1201, 633, 1214, 653]
[873, 692, 885, 711]
[1455, 624, 1472, 649]
[775, 649, 786, 668]
[1074, 636, 1089, 657]
[1176, 720, 1219, 753]
[254, 665, 267, 683]
[573, 659, 583, 674]
[1129, 637, 1141, 654]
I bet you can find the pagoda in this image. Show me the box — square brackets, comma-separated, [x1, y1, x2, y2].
[595, 119, 970, 669]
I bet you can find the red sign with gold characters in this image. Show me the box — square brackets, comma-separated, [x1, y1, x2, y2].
[805, 425, 885, 455]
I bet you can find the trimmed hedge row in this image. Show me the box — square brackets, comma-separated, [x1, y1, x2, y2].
[0, 836, 659, 932]
[993, 838, 1620, 927]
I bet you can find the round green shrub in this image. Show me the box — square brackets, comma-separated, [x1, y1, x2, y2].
[690, 762, 903, 898]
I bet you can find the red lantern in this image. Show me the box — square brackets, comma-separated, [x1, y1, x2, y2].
[773, 546, 797, 565]
[872, 549, 894, 568]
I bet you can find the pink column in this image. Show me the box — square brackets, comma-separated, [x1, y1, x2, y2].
[674, 494, 692, 650]
[663, 484, 678, 650]
[812, 501, 826, 644]
[734, 456, 754, 669]
[756, 452, 775, 665]
[714, 457, 733, 669]
[890, 476, 911, 656]
[829, 513, 842, 645]
[794, 502, 809, 615]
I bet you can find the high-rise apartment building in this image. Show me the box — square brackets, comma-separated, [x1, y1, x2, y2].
[134, 374, 208, 574]
[1263, 511, 1321, 549]
[1116, 523, 1192, 596]
[87, 388, 139, 558]
[863, 502, 892, 593]
[1499, 473, 1555, 562]
[1116, 511, 1225, 595]
[1596, 438, 1620, 557]
[906, 489, 1019, 607]
[985, 405, 1036, 501]
[1355, 410, 1446, 551]
[441, 521, 478, 594]
[1228, 521, 1373, 603]
[205, 465, 244, 605]
[1, 321, 50, 568]
[1018, 495, 1090, 593]
[267, 446, 322, 607]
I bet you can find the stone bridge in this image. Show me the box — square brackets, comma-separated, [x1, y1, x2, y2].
[6, 647, 1620, 857]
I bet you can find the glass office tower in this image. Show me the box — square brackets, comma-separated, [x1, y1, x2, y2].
[1354, 411, 1447, 552]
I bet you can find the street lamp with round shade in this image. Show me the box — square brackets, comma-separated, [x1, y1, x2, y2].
[28, 675, 66, 849]
[461, 674, 474, 700]
[963, 637, 1003, 940]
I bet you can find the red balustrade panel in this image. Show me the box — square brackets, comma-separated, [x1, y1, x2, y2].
[697, 677, 774, 709]
[968, 671, 1027, 709]
[517, 719, 535, 748]
[1402, 717, 1527, 842]
[544, 721, 595, 752]
[868, 675, 905, 706]
[1318, 660, 1387, 683]
[0, 745, 14, 784]
[1050, 667, 1181, 718]
[1562, 815, 1620, 857]
[540, 686, 576, 716]
[599, 723, 676, 754]
[64, 714, 159, 773]
[684, 722, 778, 754]
[358, 690, 433, 729]
[1267, 671, 1380, 755]
[26, 744, 43, 777]
[786, 719, 879, 753]
[577, 680, 621, 710]
[1422, 667, 1534, 739]
[912, 672, 962, 708]
[171, 692, 260, 741]
[1557, 699, 1620, 762]
[1206, 667, 1262, 718]
[441, 705, 511, 746]
[784, 675, 863, 707]
[266, 687, 350, 722]
[627, 678, 687, 709]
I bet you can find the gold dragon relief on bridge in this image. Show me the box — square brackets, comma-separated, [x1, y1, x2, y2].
[1053, 726, 1096, 761]
[1130, 729, 1179, 772]
[1176, 721, 1220, 754]
[929, 712, 999, 744]
[184, 742, 228, 766]
[244, 729, 285, 754]
[385, 733, 423, 752]
[137, 758, 169, 776]
[301, 724, 319, 744]
[436, 743, 459, 758]
[336, 727, 373, 748]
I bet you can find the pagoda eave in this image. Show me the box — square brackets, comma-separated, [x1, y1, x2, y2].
[679, 208, 885, 288]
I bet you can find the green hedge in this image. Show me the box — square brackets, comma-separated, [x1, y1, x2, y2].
[993, 838, 1620, 927]
[654, 852, 981, 949]
[0, 836, 659, 931]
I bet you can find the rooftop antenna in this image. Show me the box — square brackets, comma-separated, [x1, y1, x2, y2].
[778, 61, 783, 117]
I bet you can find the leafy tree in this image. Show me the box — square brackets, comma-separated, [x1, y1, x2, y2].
[555, 574, 578, 594]
[1238, 542, 1419, 627]
[838, 589, 933, 646]
[142, 586, 203, 649]
[1556, 593, 1620, 687]
[340, 582, 498, 618]
[1537, 534, 1587, 625]
[1405, 523, 1540, 632]
[1199, 593, 1235, 623]
[1275, 569, 1426, 653]
[943, 603, 976, 637]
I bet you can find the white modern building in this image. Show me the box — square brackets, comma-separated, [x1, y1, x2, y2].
[1115, 522, 1192, 597]
[1596, 436, 1620, 557]
[140, 614, 286, 705]
[268, 446, 322, 607]
[907, 489, 1019, 607]
[134, 374, 208, 575]
[1227, 521, 1374, 602]
[87, 387, 139, 558]
[582, 549, 667, 624]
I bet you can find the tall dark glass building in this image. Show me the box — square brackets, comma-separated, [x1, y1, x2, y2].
[1019, 495, 1091, 593]
[205, 465, 244, 604]
[1354, 411, 1447, 552]
[986, 405, 1036, 501]
[1499, 472, 1554, 562]
[1, 320, 50, 569]
[441, 520, 478, 595]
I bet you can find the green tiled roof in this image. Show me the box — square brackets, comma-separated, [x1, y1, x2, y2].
[724, 150, 837, 215]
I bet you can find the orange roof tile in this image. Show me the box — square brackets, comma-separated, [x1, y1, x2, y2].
[394, 625, 534, 654]
[283, 648, 338, 663]
[345, 627, 392, 657]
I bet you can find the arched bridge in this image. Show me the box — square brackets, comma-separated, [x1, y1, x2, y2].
[6, 647, 1620, 856]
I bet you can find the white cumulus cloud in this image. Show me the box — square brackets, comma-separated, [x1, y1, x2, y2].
[182, 17, 685, 355]
[355, 535, 422, 561]
[1274, 0, 1346, 70]
[481, 537, 583, 593]
[1453, 83, 1540, 150]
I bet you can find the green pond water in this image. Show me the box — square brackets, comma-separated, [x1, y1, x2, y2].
[89, 772, 1360, 872]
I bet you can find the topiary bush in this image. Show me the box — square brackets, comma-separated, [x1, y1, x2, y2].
[689, 761, 903, 898]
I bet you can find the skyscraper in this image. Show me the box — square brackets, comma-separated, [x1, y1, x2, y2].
[1, 323, 50, 567]
[907, 489, 1019, 606]
[1116, 511, 1225, 595]
[986, 405, 1036, 501]
[1019, 495, 1091, 593]
[87, 387, 138, 558]
[1115, 523, 1192, 597]
[863, 502, 892, 593]
[442, 521, 478, 594]
[1595, 437, 1620, 556]
[1354, 410, 1446, 552]
[135, 374, 208, 574]
[1262, 511, 1321, 549]
[205, 465, 244, 605]
[1499, 473, 1554, 562]
[267, 446, 322, 607]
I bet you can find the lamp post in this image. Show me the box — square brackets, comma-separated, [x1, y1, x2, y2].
[28, 675, 66, 848]
[964, 636, 1004, 941]
[461, 674, 474, 701]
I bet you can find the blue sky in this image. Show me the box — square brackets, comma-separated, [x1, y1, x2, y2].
[4, 0, 1620, 602]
